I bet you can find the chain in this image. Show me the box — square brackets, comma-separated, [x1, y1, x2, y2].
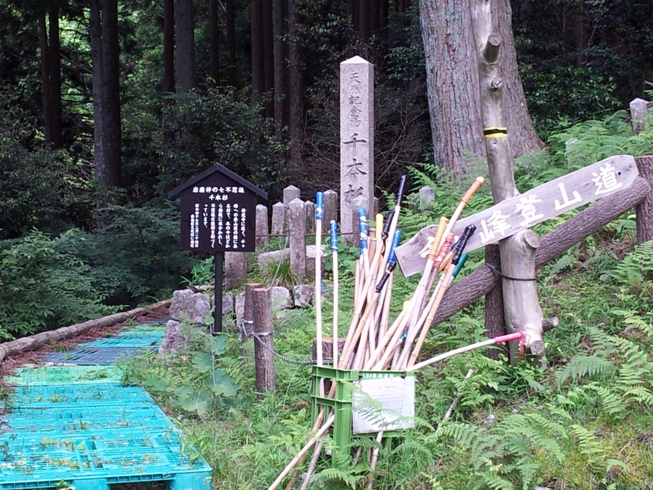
[241, 319, 331, 366]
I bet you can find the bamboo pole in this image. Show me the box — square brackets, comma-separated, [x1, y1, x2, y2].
[315, 192, 324, 371]
[408, 332, 525, 372]
[268, 415, 336, 490]
[330, 220, 339, 369]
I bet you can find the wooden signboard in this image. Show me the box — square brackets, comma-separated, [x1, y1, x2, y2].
[169, 165, 267, 332]
[395, 155, 639, 277]
[168, 165, 267, 253]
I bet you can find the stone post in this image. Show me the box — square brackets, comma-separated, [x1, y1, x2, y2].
[225, 252, 248, 290]
[323, 189, 338, 225]
[305, 200, 315, 234]
[340, 56, 374, 242]
[288, 198, 307, 282]
[419, 185, 436, 211]
[283, 185, 301, 204]
[255, 204, 269, 250]
[271, 202, 287, 236]
[630, 98, 648, 135]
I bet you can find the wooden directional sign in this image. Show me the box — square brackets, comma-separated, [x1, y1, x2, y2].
[396, 155, 639, 277]
[168, 164, 268, 253]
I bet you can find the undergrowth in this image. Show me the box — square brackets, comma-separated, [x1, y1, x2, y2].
[118, 111, 653, 488]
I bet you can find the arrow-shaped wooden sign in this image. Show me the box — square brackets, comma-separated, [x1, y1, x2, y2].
[395, 155, 639, 277]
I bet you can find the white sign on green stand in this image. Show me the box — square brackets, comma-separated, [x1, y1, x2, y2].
[352, 376, 415, 434]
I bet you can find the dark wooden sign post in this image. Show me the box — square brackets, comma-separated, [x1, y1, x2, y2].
[169, 165, 267, 333]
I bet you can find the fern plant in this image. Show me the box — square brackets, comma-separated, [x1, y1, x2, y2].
[609, 241, 653, 300]
[434, 411, 567, 490]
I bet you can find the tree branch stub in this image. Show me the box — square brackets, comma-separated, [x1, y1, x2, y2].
[482, 34, 501, 64]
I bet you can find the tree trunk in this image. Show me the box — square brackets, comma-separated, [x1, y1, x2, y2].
[419, 0, 542, 175]
[38, 13, 53, 148]
[175, 0, 196, 93]
[163, 0, 175, 93]
[347, 0, 358, 30]
[226, 0, 237, 87]
[287, 0, 303, 167]
[48, 3, 63, 149]
[251, 0, 264, 99]
[102, 0, 122, 189]
[636, 156, 653, 244]
[360, 0, 371, 42]
[273, 0, 286, 133]
[419, 0, 484, 175]
[90, 0, 106, 185]
[484, 244, 506, 360]
[263, 0, 274, 117]
[208, 0, 220, 84]
[470, 0, 542, 360]
[494, 0, 543, 156]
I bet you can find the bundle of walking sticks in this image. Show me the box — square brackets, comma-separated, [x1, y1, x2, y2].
[269, 175, 526, 489]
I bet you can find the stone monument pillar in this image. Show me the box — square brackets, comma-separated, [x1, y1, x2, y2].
[340, 56, 374, 242]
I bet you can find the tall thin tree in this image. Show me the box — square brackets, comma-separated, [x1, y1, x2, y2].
[226, 0, 237, 87]
[251, 0, 264, 99]
[272, 0, 286, 133]
[208, 0, 220, 84]
[287, 0, 303, 167]
[163, 0, 175, 94]
[38, 12, 53, 147]
[90, 0, 122, 190]
[175, 0, 196, 93]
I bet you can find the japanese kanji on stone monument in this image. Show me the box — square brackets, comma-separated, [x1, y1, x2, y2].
[340, 56, 374, 240]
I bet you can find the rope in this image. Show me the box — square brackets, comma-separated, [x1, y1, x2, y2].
[485, 263, 537, 282]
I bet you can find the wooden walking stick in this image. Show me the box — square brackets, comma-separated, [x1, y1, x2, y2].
[439, 176, 485, 246]
[359, 208, 370, 275]
[407, 229, 475, 368]
[408, 332, 525, 372]
[409, 216, 449, 326]
[315, 192, 325, 391]
[395, 232, 454, 369]
[329, 220, 339, 368]
[268, 414, 336, 490]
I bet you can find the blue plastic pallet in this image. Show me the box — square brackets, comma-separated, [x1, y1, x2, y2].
[5, 366, 123, 386]
[0, 429, 211, 490]
[46, 346, 155, 366]
[4, 406, 176, 434]
[5, 384, 154, 409]
[84, 335, 163, 349]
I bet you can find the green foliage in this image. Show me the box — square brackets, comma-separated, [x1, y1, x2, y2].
[0, 110, 90, 240]
[520, 63, 621, 138]
[548, 110, 653, 170]
[69, 204, 196, 305]
[0, 230, 115, 340]
[160, 87, 286, 200]
[182, 257, 216, 287]
[436, 412, 566, 490]
[608, 241, 653, 300]
[121, 328, 238, 419]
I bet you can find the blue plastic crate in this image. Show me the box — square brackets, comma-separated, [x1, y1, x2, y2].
[6, 384, 154, 409]
[0, 429, 211, 489]
[5, 366, 123, 386]
[84, 335, 163, 349]
[4, 405, 176, 434]
[46, 347, 155, 366]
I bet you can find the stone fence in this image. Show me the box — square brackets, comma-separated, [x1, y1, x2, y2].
[252, 184, 436, 283]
